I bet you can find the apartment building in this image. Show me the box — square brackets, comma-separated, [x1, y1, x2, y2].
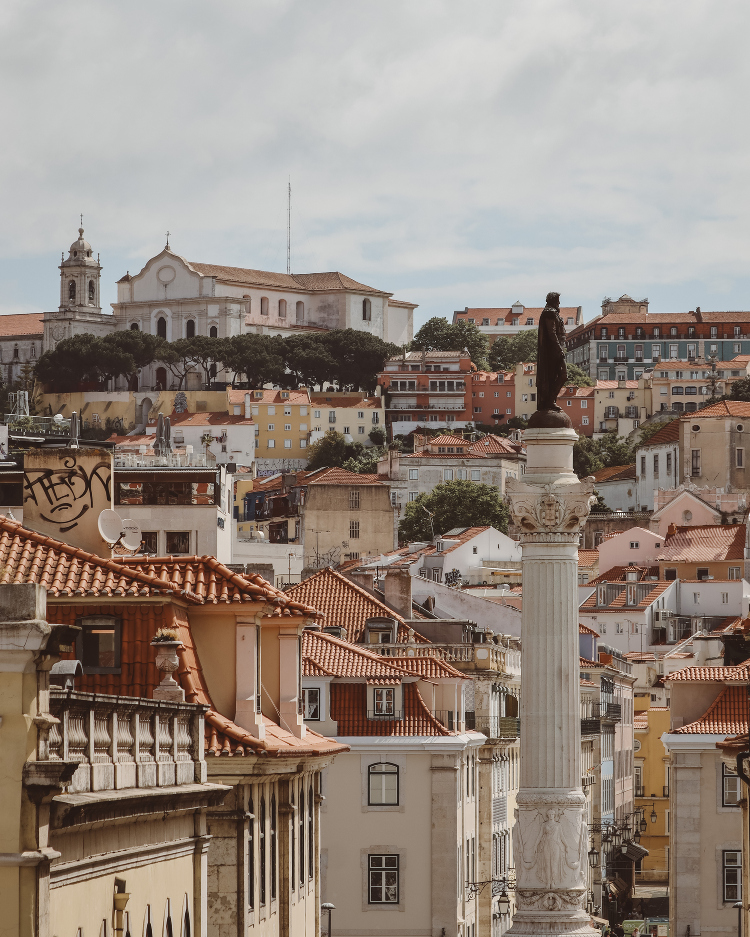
[594, 380, 647, 436]
[380, 350, 473, 436]
[377, 433, 526, 513]
[650, 358, 750, 413]
[513, 362, 595, 432]
[566, 293, 750, 380]
[228, 388, 312, 470]
[656, 522, 750, 582]
[663, 662, 747, 937]
[469, 369, 516, 427]
[633, 698, 671, 885]
[309, 392, 384, 444]
[452, 301, 582, 344]
[592, 464, 638, 513]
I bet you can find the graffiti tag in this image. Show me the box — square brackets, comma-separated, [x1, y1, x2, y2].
[24, 456, 112, 533]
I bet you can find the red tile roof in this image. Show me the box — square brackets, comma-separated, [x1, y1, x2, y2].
[0, 312, 44, 336]
[579, 623, 600, 636]
[595, 380, 640, 389]
[588, 565, 660, 584]
[593, 464, 637, 483]
[658, 524, 746, 563]
[689, 400, 750, 418]
[640, 419, 681, 447]
[383, 655, 467, 680]
[580, 580, 670, 609]
[676, 685, 748, 735]
[329, 682, 450, 736]
[227, 389, 310, 405]
[309, 394, 382, 409]
[666, 661, 750, 683]
[467, 435, 524, 456]
[188, 261, 386, 295]
[578, 549, 599, 568]
[302, 630, 410, 680]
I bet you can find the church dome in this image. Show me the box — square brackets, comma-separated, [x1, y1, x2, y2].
[62, 226, 98, 266]
[70, 227, 92, 254]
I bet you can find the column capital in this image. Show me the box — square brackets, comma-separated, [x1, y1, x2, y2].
[506, 476, 595, 537]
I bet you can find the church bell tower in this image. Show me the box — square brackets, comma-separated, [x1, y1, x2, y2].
[59, 225, 102, 313]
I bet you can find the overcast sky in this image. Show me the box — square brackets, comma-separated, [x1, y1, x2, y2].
[2, 0, 749, 328]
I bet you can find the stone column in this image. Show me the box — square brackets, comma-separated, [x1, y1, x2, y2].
[505, 428, 598, 937]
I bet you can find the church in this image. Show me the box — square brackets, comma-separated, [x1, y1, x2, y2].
[35, 228, 416, 392]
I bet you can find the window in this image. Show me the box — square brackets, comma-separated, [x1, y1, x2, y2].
[358, 425, 365, 434]
[363, 298, 372, 321]
[723, 592, 729, 604]
[76, 616, 121, 673]
[303, 688, 320, 720]
[408, 469, 418, 480]
[308, 785, 314, 879]
[729, 567, 742, 579]
[278, 299, 287, 318]
[88, 279, 95, 302]
[582, 416, 589, 425]
[666, 452, 672, 474]
[669, 344, 679, 359]
[369, 855, 398, 903]
[630, 541, 639, 549]
[157, 316, 167, 339]
[738, 449, 745, 468]
[342, 426, 350, 434]
[369, 763, 399, 805]
[248, 796, 255, 909]
[444, 469, 453, 481]
[261, 297, 269, 315]
[284, 423, 291, 431]
[723, 851, 742, 901]
[68, 279, 76, 301]
[284, 439, 292, 449]
[347, 519, 360, 540]
[691, 449, 701, 476]
[653, 455, 659, 477]
[723, 765, 741, 806]
[640, 456, 646, 475]
[374, 688, 395, 715]
[271, 795, 277, 898]
[328, 411, 336, 423]
[166, 531, 190, 554]
[186, 319, 195, 338]
[140, 531, 158, 554]
[299, 786, 305, 886]
[349, 490, 360, 510]
[268, 423, 275, 431]
[408, 492, 418, 501]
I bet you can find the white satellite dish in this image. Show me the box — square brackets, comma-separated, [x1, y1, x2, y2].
[120, 518, 142, 552]
[53, 413, 64, 424]
[98, 510, 123, 545]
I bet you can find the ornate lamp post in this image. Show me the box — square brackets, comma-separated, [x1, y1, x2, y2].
[505, 293, 597, 937]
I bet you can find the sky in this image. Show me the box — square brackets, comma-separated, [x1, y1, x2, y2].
[2, 0, 750, 330]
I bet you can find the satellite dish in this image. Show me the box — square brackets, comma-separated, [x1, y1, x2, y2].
[53, 413, 63, 424]
[120, 518, 142, 552]
[98, 510, 123, 545]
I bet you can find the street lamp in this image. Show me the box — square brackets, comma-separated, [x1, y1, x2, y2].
[498, 888, 511, 915]
[588, 844, 600, 869]
[639, 816, 647, 833]
[322, 902, 335, 937]
[650, 806, 657, 824]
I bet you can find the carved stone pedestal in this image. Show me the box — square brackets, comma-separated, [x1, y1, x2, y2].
[505, 428, 598, 937]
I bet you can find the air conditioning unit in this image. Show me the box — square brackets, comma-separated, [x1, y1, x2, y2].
[654, 610, 674, 622]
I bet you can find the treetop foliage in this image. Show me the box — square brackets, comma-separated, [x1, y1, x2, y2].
[488, 329, 537, 372]
[410, 317, 489, 370]
[398, 479, 509, 542]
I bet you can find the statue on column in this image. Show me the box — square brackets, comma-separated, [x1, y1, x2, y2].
[528, 291, 571, 429]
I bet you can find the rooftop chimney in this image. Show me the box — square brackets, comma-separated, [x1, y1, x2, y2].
[383, 567, 412, 619]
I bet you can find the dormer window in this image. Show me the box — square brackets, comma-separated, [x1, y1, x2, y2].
[374, 688, 395, 715]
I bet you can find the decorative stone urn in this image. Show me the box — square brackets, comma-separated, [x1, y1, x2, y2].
[151, 639, 185, 702]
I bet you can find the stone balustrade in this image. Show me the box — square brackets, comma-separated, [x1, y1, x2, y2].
[47, 689, 207, 793]
[371, 641, 521, 674]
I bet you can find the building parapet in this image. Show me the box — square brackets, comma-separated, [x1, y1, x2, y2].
[371, 642, 521, 673]
[47, 689, 208, 793]
[114, 450, 217, 468]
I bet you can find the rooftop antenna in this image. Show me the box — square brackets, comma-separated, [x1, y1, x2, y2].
[286, 177, 291, 274]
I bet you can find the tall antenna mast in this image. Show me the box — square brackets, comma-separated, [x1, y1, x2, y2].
[286, 177, 291, 274]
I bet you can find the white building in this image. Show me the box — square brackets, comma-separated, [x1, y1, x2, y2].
[141, 410, 256, 467]
[636, 419, 681, 510]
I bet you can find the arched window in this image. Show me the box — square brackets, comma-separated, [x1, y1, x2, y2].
[157, 317, 167, 339]
[368, 763, 399, 805]
[30, 345, 35, 358]
[296, 301, 304, 323]
[261, 297, 269, 316]
[155, 367, 167, 390]
[260, 796, 266, 905]
[278, 299, 287, 318]
[186, 319, 195, 338]
[130, 322, 140, 330]
[209, 326, 218, 338]
[88, 279, 95, 302]
[68, 280, 76, 302]
[362, 298, 371, 321]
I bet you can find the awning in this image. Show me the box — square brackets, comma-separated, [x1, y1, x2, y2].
[623, 842, 650, 862]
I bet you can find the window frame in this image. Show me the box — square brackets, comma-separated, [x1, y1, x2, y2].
[75, 615, 122, 675]
[166, 530, 191, 555]
[368, 762, 400, 806]
[723, 850, 742, 902]
[368, 854, 399, 904]
[723, 764, 742, 807]
[303, 687, 321, 720]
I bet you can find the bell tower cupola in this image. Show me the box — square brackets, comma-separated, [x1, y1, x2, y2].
[59, 223, 102, 314]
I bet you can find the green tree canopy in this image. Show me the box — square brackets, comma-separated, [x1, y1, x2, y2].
[398, 479, 509, 542]
[35, 334, 135, 389]
[410, 317, 489, 370]
[488, 329, 537, 371]
[573, 432, 636, 480]
[223, 334, 287, 388]
[565, 363, 594, 387]
[318, 330, 399, 390]
[305, 429, 370, 471]
[729, 377, 750, 401]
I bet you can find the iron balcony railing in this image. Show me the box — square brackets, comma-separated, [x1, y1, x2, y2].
[367, 710, 403, 721]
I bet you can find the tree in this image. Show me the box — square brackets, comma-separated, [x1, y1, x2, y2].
[305, 430, 364, 471]
[282, 334, 336, 388]
[35, 334, 135, 388]
[368, 426, 386, 446]
[729, 377, 750, 402]
[488, 330, 537, 372]
[572, 432, 635, 480]
[410, 317, 489, 370]
[223, 334, 287, 388]
[319, 330, 400, 390]
[565, 363, 594, 387]
[174, 336, 228, 385]
[102, 330, 167, 386]
[589, 491, 609, 514]
[398, 479, 509, 542]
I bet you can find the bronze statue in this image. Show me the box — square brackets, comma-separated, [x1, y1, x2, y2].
[528, 291, 572, 428]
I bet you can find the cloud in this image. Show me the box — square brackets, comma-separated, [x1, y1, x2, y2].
[1, 0, 749, 325]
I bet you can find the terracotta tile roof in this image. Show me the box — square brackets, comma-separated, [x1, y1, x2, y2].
[329, 682, 451, 736]
[658, 524, 746, 563]
[427, 434, 469, 446]
[639, 419, 681, 447]
[595, 380, 640, 389]
[117, 554, 321, 616]
[578, 549, 599, 568]
[558, 385, 595, 397]
[147, 411, 255, 427]
[227, 388, 311, 405]
[382, 655, 467, 680]
[689, 400, 750, 418]
[666, 660, 750, 682]
[625, 652, 657, 661]
[309, 394, 382, 409]
[301, 630, 409, 680]
[459, 306, 580, 322]
[467, 435, 524, 456]
[286, 567, 417, 642]
[588, 565, 660, 584]
[403, 450, 485, 460]
[581, 579, 669, 610]
[676, 685, 749, 735]
[188, 262, 386, 295]
[593, 464, 637, 483]
[580, 657, 598, 668]
[306, 467, 383, 486]
[580, 678, 597, 688]
[0, 312, 44, 336]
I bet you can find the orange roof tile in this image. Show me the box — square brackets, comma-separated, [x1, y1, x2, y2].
[189, 262, 386, 295]
[588, 565, 660, 584]
[593, 464, 637, 483]
[666, 661, 750, 682]
[640, 419, 681, 447]
[306, 467, 383, 486]
[330, 682, 450, 736]
[309, 394, 382, 409]
[578, 549, 599, 568]
[467, 435, 524, 456]
[302, 630, 409, 680]
[595, 380, 640, 389]
[227, 388, 311, 405]
[0, 312, 44, 336]
[676, 685, 748, 735]
[579, 623, 600, 636]
[382, 655, 467, 680]
[658, 524, 746, 563]
[690, 400, 750, 418]
[580, 580, 670, 610]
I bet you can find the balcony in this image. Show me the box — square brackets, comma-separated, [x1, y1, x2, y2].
[367, 710, 403, 721]
[47, 689, 208, 793]
[372, 642, 520, 673]
[581, 718, 601, 736]
[614, 355, 629, 363]
[492, 795, 508, 825]
[473, 716, 520, 739]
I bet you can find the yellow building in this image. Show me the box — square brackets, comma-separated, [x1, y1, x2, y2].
[227, 387, 312, 470]
[633, 696, 671, 882]
[514, 362, 537, 421]
[594, 379, 649, 436]
[309, 392, 384, 444]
